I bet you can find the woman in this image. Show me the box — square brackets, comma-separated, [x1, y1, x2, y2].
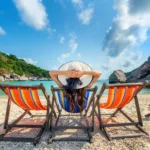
[49, 61, 101, 113]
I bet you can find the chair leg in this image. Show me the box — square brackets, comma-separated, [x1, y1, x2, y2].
[102, 127, 112, 141]
[97, 103, 103, 130]
[33, 121, 47, 145]
[3, 99, 11, 129]
[134, 96, 143, 126]
[91, 97, 95, 131]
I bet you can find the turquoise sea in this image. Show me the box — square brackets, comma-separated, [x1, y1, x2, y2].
[0, 80, 150, 97]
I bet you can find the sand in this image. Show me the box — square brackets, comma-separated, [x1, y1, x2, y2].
[0, 94, 150, 150]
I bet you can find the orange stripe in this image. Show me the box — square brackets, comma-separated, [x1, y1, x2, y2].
[7, 88, 21, 107]
[11, 88, 29, 110]
[107, 87, 126, 109]
[118, 86, 138, 108]
[31, 89, 46, 110]
[20, 88, 38, 110]
[100, 87, 116, 108]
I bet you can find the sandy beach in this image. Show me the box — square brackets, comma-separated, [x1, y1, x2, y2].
[0, 94, 150, 150]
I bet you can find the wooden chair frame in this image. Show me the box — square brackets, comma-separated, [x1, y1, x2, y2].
[144, 81, 150, 118]
[48, 86, 97, 143]
[0, 83, 56, 145]
[92, 82, 149, 141]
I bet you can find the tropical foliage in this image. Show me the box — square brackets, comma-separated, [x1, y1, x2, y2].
[0, 51, 50, 78]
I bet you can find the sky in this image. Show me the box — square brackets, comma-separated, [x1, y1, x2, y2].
[0, 0, 150, 79]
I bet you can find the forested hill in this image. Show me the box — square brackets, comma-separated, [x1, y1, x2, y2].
[0, 51, 50, 78]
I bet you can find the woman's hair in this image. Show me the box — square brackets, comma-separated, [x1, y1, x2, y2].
[64, 88, 87, 113]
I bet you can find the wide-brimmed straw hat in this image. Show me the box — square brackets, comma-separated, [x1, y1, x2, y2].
[58, 61, 93, 89]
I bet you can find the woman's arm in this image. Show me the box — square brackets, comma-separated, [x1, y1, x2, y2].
[73, 70, 101, 87]
[49, 70, 81, 87]
[84, 70, 102, 87]
[49, 71, 64, 87]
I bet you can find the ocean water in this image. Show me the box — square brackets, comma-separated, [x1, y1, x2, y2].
[0, 80, 150, 96]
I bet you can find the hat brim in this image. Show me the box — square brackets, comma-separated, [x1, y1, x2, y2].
[58, 61, 93, 89]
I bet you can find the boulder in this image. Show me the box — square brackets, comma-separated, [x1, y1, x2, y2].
[11, 73, 19, 79]
[10, 73, 20, 80]
[3, 74, 10, 79]
[109, 70, 127, 84]
[0, 76, 5, 82]
[19, 75, 28, 81]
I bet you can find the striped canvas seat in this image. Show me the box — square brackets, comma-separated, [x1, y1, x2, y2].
[5, 87, 46, 110]
[57, 90, 90, 113]
[100, 85, 143, 109]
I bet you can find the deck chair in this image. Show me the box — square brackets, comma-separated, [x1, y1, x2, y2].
[48, 86, 97, 143]
[92, 82, 149, 141]
[0, 83, 56, 145]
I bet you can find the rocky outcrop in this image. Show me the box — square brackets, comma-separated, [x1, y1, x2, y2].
[109, 70, 127, 84]
[0, 76, 4, 82]
[0, 73, 51, 82]
[109, 57, 150, 84]
[126, 57, 150, 82]
[19, 75, 28, 81]
[10, 73, 20, 80]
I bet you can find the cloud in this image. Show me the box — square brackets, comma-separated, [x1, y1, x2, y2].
[102, 50, 143, 71]
[57, 53, 70, 63]
[0, 26, 6, 35]
[57, 32, 79, 63]
[72, 0, 83, 9]
[129, 51, 143, 60]
[102, 0, 150, 57]
[60, 36, 65, 44]
[69, 32, 78, 52]
[23, 58, 38, 65]
[78, 6, 94, 25]
[13, 0, 48, 30]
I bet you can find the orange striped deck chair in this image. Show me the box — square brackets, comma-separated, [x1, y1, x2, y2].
[0, 83, 56, 145]
[91, 82, 149, 140]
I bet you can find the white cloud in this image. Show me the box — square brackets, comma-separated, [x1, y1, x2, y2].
[23, 58, 38, 65]
[103, 0, 150, 57]
[102, 51, 143, 71]
[69, 32, 78, 52]
[72, 0, 83, 9]
[60, 36, 65, 44]
[78, 6, 94, 25]
[57, 32, 79, 63]
[129, 51, 143, 60]
[57, 53, 70, 63]
[13, 0, 48, 30]
[0, 26, 6, 35]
